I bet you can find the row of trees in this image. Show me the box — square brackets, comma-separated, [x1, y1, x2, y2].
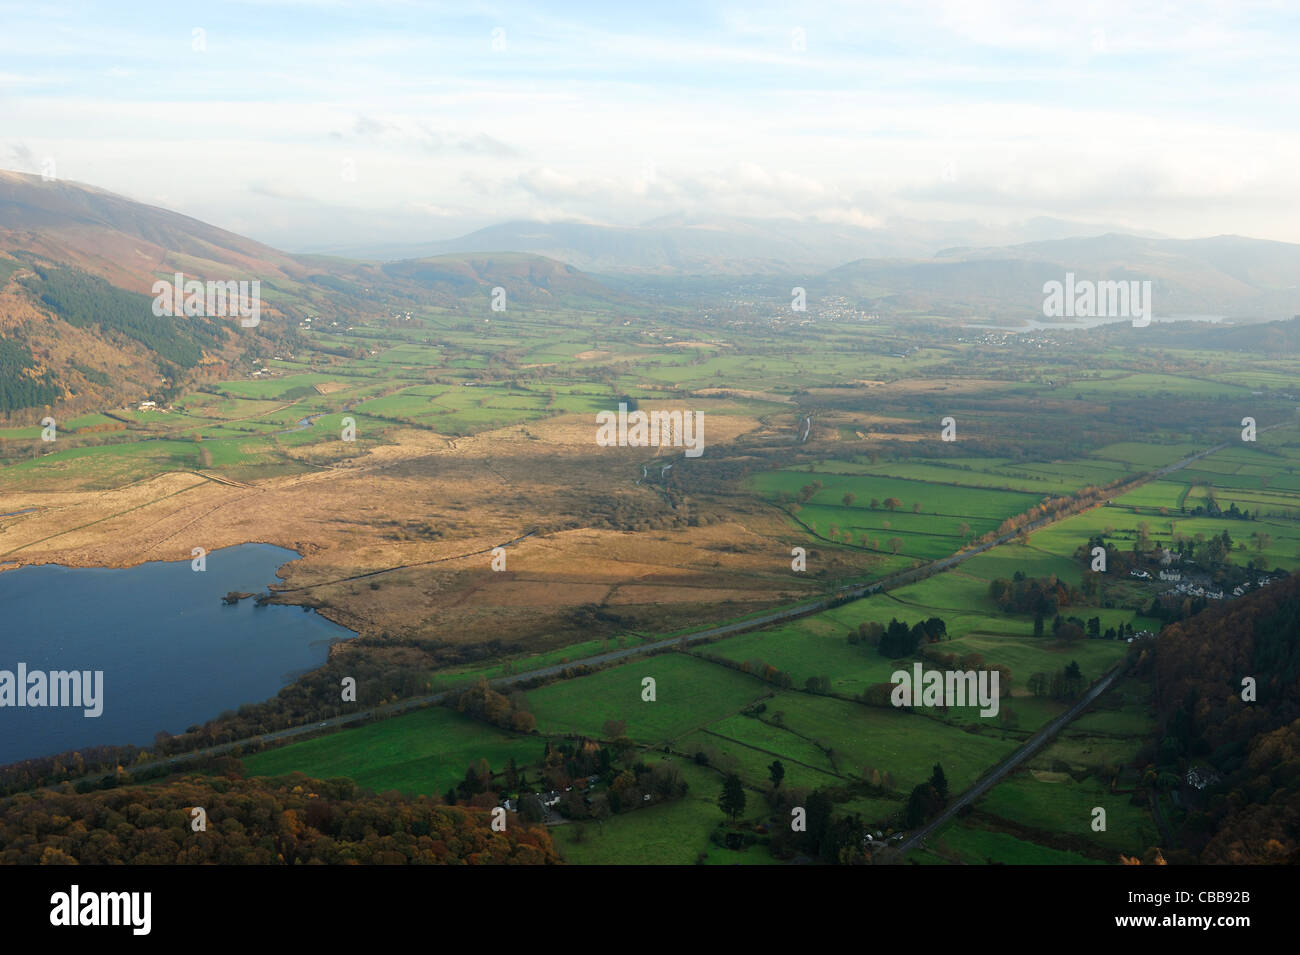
[0, 634, 548, 796]
[1026, 661, 1086, 701]
[1188, 496, 1256, 521]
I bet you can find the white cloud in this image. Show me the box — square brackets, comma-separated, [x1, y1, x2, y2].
[0, 0, 1296, 246]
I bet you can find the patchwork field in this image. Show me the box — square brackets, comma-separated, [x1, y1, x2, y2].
[7, 274, 1300, 867]
[909, 677, 1162, 865]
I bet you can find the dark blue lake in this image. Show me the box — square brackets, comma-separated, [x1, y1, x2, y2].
[0, 543, 354, 765]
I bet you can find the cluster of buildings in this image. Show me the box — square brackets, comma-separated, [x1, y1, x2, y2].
[1133, 557, 1278, 603]
[249, 355, 297, 378]
[499, 775, 606, 823]
[1167, 580, 1224, 600]
[1234, 576, 1276, 597]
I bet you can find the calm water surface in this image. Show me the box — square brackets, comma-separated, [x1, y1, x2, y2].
[0, 543, 353, 765]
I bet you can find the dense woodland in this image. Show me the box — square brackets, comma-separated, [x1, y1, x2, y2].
[0, 767, 559, 864]
[0, 260, 308, 418]
[0, 336, 59, 412]
[23, 265, 227, 369]
[1144, 572, 1300, 863]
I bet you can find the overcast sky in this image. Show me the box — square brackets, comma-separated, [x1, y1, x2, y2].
[2, 0, 1298, 250]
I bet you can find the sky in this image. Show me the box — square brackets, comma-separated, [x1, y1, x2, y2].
[2, 0, 1299, 251]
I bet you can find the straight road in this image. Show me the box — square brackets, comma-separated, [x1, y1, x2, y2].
[893, 656, 1133, 857]
[54, 428, 1269, 789]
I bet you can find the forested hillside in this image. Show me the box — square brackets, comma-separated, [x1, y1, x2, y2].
[1146, 572, 1300, 863]
[22, 264, 228, 369]
[0, 768, 560, 864]
[0, 337, 59, 413]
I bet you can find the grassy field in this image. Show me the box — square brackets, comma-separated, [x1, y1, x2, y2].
[752, 471, 1044, 521]
[907, 674, 1161, 864]
[228, 405, 1300, 863]
[525, 652, 773, 743]
[242, 706, 542, 797]
[974, 772, 1160, 853]
[11, 275, 1300, 868]
[550, 758, 742, 865]
[915, 822, 1104, 865]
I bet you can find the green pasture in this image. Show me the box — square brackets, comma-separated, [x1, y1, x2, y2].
[525, 652, 772, 743]
[242, 706, 543, 797]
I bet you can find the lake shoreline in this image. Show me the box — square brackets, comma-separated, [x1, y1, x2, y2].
[0, 536, 360, 631]
[0, 542, 357, 765]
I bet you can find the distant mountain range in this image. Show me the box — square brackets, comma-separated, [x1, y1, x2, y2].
[312, 211, 1299, 321]
[323, 213, 1167, 275]
[0, 170, 621, 310]
[0, 168, 1296, 416]
[821, 233, 1300, 321]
